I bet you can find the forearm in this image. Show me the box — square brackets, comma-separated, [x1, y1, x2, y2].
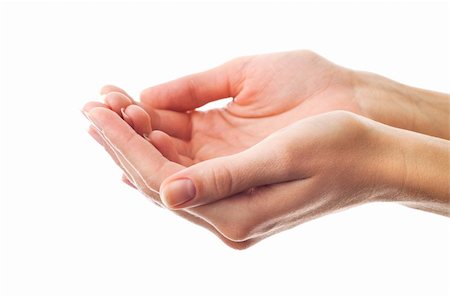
[375, 124, 450, 216]
[354, 71, 450, 140]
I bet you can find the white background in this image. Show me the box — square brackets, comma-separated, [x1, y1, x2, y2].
[0, 1, 449, 297]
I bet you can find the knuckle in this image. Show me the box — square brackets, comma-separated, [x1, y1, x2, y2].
[330, 110, 366, 136]
[297, 49, 318, 58]
[279, 142, 299, 177]
[186, 76, 200, 103]
[227, 55, 251, 67]
[330, 110, 357, 123]
[139, 88, 151, 101]
[262, 136, 299, 179]
[209, 163, 234, 196]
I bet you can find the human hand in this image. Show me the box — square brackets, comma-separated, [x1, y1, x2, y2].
[136, 49, 448, 161]
[83, 50, 361, 186]
[84, 107, 375, 245]
[82, 50, 449, 247]
[83, 104, 449, 247]
[87, 50, 449, 172]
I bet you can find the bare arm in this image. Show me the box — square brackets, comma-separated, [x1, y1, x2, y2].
[354, 71, 450, 140]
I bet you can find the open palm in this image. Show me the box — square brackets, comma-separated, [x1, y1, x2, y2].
[134, 50, 362, 164]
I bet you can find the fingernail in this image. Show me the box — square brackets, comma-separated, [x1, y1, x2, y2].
[121, 107, 134, 128]
[161, 179, 196, 208]
[81, 110, 103, 133]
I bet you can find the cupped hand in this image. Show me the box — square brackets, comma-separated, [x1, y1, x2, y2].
[86, 50, 362, 168]
[82, 50, 449, 247]
[139, 50, 362, 163]
[84, 105, 403, 247]
[81, 51, 383, 247]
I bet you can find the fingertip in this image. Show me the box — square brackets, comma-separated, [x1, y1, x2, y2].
[139, 87, 153, 103]
[139, 84, 181, 110]
[88, 106, 111, 119]
[160, 178, 197, 209]
[89, 105, 186, 192]
[104, 92, 133, 115]
[121, 107, 135, 129]
[123, 104, 152, 136]
[148, 130, 181, 163]
[81, 101, 108, 113]
[100, 84, 128, 96]
[100, 85, 115, 95]
[148, 129, 165, 142]
[140, 64, 235, 111]
[87, 106, 122, 134]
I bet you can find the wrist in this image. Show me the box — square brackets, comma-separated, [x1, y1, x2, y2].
[370, 123, 449, 215]
[352, 70, 450, 139]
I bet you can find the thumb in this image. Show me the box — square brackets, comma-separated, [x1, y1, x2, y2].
[159, 138, 300, 209]
[139, 58, 244, 111]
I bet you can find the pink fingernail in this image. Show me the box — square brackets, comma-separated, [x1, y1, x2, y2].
[161, 179, 196, 208]
[143, 133, 151, 141]
[121, 107, 134, 128]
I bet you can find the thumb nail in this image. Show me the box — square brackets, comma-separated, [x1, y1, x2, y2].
[161, 179, 196, 208]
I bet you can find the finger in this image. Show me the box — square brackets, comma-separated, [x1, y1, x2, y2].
[159, 133, 307, 209]
[88, 117, 168, 207]
[148, 130, 193, 166]
[90, 123, 165, 208]
[122, 173, 137, 189]
[88, 86, 191, 139]
[87, 110, 186, 203]
[140, 103, 192, 140]
[104, 92, 134, 115]
[82, 101, 109, 113]
[86, 107, 184, 191]
[121, 104, 152, 137]
[100, 84, 192, 139]
[86, 110, 159, 194]
[140, 60, 240, 111]
[122, 105, 191, 155]
[151, 128, 191, 157]
[88, 125, 123, 170]
[100, 84, 134, 100]
[147, 130, 182, 164]
[88, 125, 138, 189]
[85, 106, 188, 176]
[109, 139, 162, 205]
[88, 125, 106, 146]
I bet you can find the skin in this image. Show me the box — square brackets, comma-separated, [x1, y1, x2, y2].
[82, 50, 450, 249]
